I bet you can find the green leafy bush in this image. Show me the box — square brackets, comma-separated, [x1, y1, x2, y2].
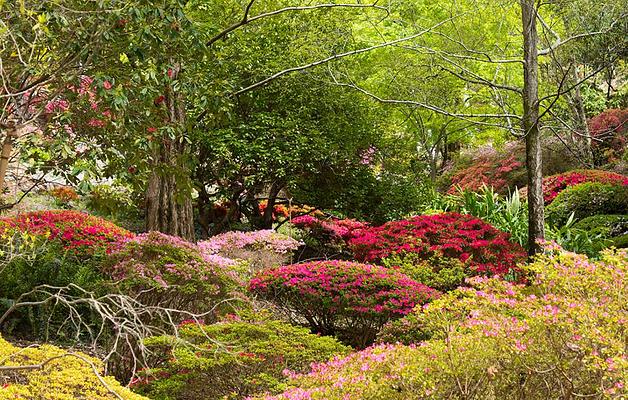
[546, 182, 628, 226]
[381, 253, 468, 292]
[573, 214, 628, 247]
[133, 312, 349, 400]
[254, 245, 628, 400]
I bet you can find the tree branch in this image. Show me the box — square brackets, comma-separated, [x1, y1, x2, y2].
[207, 2, 389, 47]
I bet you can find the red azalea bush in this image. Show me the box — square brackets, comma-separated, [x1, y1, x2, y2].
[248, 260, 439, 347]
[588, 108, 628, 165]
[0, 210, 133, 256]
[349, 212, 525, 276]
[521, 169, 628, 204]
[291, 215, 370, 242]
[446, 144, 524, 194]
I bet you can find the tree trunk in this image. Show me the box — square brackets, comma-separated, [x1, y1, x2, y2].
[145, 63, 195, 240]
[521, 0, 544, 256]
[571, 65, 594, 166]
[0, 126, 18, 191]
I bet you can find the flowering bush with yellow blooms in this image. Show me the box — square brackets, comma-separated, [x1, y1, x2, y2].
[0, 335, 147, 400]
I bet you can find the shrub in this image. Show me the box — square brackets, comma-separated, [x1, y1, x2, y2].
[447, 146, 524, 194]
[85, 184, 143, 230]
[254, 246, 628, 400]
[248, 261, 440, 347]
[546, 182, 628, 226]
[102, 231, 239, 315]
[133, 312, 349, 400]
[381, 253, 468, 292]
[198, 230, 302, 274]
[520, 169, 628, 204]
[349, 212, 526, 277]
[589, 108, 628, 165]
[0, 210, 133, 258]
[49, 186, 79, 205]
[287, 216, 369, 261]
[572, 214, 628, 249]
[0, 335, 147, 399]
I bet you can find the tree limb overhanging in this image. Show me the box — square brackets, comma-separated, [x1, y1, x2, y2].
[206, 2, 389, 47]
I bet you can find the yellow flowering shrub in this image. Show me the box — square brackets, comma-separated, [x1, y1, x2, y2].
[0, 336, 147, 400]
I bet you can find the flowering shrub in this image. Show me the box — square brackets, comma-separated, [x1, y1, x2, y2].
[0, 210, 133, 257]
[521, 169, 628, 204]
[198, 230, 302, 273]
[133, 312, 349, 400]
[102, 231, 238, 315]
[546, 182, 628, 226]
[349, 212, 526, 276]
[49, 186, 79, 204]
[0, 335, 147, 399]
[291, 215, 369, 242]
[248, 261, 440, 347]
[445, 143, 525, 194]
[254, 245, 628, 400]
[589, 108, 628, 165]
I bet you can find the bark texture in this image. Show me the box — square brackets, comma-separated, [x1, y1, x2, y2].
[521, 0, 545, 255]
[145, 63, 195, 240]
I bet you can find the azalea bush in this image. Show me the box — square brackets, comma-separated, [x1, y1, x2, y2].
[198, 230, 302, 274]
[102, 231, 239, 315]
[447, 145, 524, 194]
[288, 215, 370, 260]
[255, 245, 628, 400]
[546, 182, 628, 226]
[248, 261, 440, 347]
[349, 212, 526, 277]
[520, 169, 628, 204]
[49, 186, 79, 206]
[588, 108, 628, 166]
[0, 210, 133, 257]
[133, 312, 349, 400]
[0, 335, 147, 400]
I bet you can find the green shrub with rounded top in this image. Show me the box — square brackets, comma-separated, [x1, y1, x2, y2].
[132, 311, 350, 400]
[546, 182, 628, 226]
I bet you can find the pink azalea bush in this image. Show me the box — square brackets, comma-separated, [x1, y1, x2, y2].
[252, 244, 628, 400]
[291, 216, 369, 242]
[0, 210, 133, 257]
[199, 230, 302, 273]
[102, 231, 238, 315]
[248, 261, 440, 347]
[349, 212, 526, 276]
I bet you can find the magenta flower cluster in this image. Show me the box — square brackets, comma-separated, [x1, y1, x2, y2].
[249, 260, 440, 347]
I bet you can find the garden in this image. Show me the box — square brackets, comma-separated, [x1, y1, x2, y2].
[0, 0, 627, 399]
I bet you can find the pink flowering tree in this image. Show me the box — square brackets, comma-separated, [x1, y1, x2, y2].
[248, 260, 440, 347]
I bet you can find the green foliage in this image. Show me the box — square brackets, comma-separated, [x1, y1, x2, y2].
[134, 312, 350, 400]
[573, 214, 628, 249]
[84, 184, 143, 230]
[426, 186, 528, 247]
[546, 182, 628, 226]
[381, 253, 468, 292]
